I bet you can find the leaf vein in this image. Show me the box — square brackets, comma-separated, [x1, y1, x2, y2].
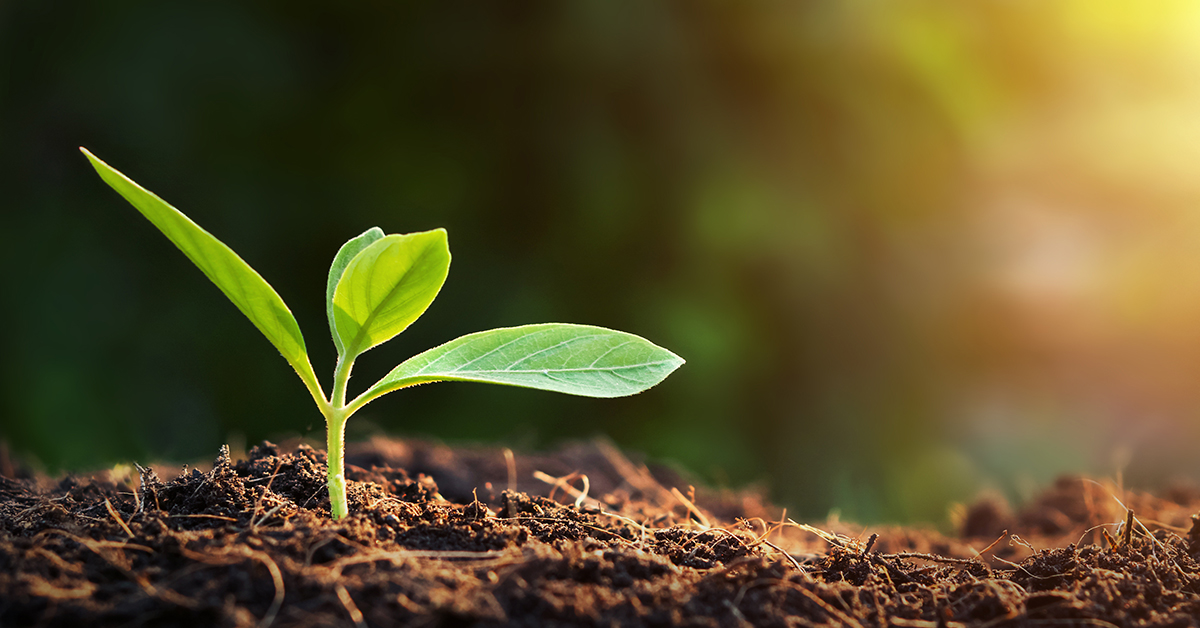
[448, 359, 676, 375]
[585, 340, 634, 368]
[504, 334, 606, 371]
[441, 328, 559, 374]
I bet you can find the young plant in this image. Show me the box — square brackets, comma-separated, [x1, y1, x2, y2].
[81, 148, 683, 519]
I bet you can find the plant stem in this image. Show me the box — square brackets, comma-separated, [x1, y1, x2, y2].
[331, 354, 354, 408]
[325, 354, 357, 520]
[326, 408, 348, 519]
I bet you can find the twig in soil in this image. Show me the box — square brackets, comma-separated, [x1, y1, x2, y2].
[1119, 508, 1134, 547]
[252, 550, 285, 628]
[736, 512, 779, 537]
[596, 438, 676, 507]
[104, 497, 134, 539]
[990, 554, 1060, 583]
[696, 526, 755, 554]
[301, 485, 327, 510]
[11, 504, 48, 525]
[722, 599, 751, 626]
[737, 513, 810, 575]
[574, 474, 591, 509]
[591, 508, 666, 548]
[883, 552, 981, 567]
[671, 486, 711, 529]
[335, 583, 367, 628]
[970, 529, 1007, 560]
[189, 462, 213, 500]
[785, 520, 859, 551]
[129, 476, 142, 513]
[168, 514, 238, 522]
[737, 517, 769, 541]
[1009, 534, 1035, 552]
[250, 459, 284, 531]
[869, 553, 914, 584]
[31, 546, 85, 579]
[395, 590, 425, 614]
[503, 447, 517, 494]
[133, 462, 162, 512]
[1130, 514, 1163, 555]
[1083, 478, 1164, 556]
[305, 533, 373, 567]
[593, 508, 651, 537]
[533, 470, 603, 510]
[329, 548, 518, 578]
[1077, 523, 1119, 549]
[305, 535, 339, 567]
[246, 473, 285, 484]
[862, 533, 878, 556]
[254, 504, 285, 528]
[760, 539, 805, 574]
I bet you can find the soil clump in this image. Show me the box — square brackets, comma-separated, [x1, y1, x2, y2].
[2, 436, 1200, 627]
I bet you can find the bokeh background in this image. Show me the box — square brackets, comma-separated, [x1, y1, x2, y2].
[5, 1, 1200, 525]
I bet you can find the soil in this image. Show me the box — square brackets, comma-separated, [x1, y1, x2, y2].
[3, 436, 1200, 627]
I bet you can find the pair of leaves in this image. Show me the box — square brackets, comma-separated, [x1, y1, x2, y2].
[325, 227, 449, 360]
[81, 148, 683, 407]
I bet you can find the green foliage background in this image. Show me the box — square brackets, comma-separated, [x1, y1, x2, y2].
[6, 1, 1200, 525]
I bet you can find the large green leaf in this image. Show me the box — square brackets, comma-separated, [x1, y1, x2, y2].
[80, 148, 321, 392]
[326, 227, 384, 357]
[354, 324, 685, 406]
[331, 230, 450, 357]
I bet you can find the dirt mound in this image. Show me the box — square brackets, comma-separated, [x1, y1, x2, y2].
[2, 437, 1199, 627]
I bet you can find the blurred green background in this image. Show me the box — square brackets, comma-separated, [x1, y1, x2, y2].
[6, 0, 1200, 525]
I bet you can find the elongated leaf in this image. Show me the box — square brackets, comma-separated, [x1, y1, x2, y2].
[356, 324, 684, 404]
[326, 227, 384, 356]
[80, 148, 321, 392]
[331, 230, 450, 357]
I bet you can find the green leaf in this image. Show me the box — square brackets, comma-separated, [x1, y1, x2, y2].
[80, 148, 323, 396]
[326, 227, 385, 357]
[354, 323, 685, 406]
[331, 229, 450, 357]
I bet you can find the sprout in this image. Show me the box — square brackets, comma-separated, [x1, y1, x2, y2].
[81, 148, 684, 519]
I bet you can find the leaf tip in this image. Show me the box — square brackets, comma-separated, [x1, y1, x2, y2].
[666, 354, 686, 377]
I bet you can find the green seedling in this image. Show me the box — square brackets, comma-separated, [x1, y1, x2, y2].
[81, 148, 684, 519]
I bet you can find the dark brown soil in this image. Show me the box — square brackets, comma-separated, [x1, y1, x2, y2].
[3, 436, 1200, 627]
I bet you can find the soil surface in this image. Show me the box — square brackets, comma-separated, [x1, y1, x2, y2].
[3, 436, 1200, 627]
